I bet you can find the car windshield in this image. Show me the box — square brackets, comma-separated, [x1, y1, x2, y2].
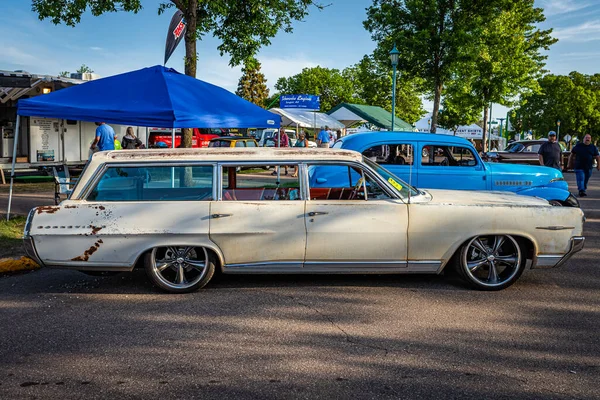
[506, 143, 524, 153]
[362, 157, 419, 199]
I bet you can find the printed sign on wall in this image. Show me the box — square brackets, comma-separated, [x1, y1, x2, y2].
[279, 94, 320, 110]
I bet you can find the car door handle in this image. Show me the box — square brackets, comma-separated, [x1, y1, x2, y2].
[211, 213, 232, 219]
[308, 211, 328, 217]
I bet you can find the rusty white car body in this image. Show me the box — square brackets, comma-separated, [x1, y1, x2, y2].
[24, 148, 585, 293]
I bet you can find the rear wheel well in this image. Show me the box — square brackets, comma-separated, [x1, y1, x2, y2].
[134, 246, 223, 272]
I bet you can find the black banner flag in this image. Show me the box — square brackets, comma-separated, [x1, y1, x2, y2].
[164, 10, 187, 65]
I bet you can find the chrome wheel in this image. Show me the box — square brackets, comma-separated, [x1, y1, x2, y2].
[146, 246, 214, 293]
[460, 235, 523, 290]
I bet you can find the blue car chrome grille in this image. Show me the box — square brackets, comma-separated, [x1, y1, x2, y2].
[495, 181, 533, 186]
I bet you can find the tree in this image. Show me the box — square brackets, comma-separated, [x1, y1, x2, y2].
[58, 71, 70, 78]
[512, 73, 600, 141]
[236, 61, 269, 107]
[343, 55, 424, 124]
[437, 86, 480, 134]
[455, 0, 556, 151]
[275, 66, 355, 112]
[32, 0, 321, 147]
[364, 0, 486, 132]
[76, 64, 94, 74]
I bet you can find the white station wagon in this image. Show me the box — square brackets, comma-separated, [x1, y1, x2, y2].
[24, 148, 585, 293]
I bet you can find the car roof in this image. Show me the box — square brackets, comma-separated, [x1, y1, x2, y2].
[91, 147, 362, 163]
[210, 136, 256, 141]
[339, 131, 474, 148]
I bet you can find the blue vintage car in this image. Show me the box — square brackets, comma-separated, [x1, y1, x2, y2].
[314, 132, 578, 207]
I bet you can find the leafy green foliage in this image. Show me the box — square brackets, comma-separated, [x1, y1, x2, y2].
[58, 71, 70, 77]
[76, 64, 94, 74]
[275, 66, 356, 112]
[512, 73, 600, 141]
[236, 61, 269, 107]
[32, 0, 143, 26]
[344, 55, 424, 124]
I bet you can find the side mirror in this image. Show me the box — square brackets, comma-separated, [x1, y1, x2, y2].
[316, 178, 327, 184]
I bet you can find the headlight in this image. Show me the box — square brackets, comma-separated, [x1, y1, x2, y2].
[549, 177, 565, 183]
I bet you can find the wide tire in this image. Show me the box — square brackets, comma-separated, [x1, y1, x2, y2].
[144, 246, 215, 293]
[454, 235, 526, 291]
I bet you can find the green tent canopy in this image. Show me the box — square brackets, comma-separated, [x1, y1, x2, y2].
[328, 103, 414, 131]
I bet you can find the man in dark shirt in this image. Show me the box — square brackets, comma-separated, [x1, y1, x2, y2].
[568, 134, 600, 197]
[538, 131, 562, 170]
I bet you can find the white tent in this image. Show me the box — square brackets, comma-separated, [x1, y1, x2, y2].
[269, 108, 345, 130]
[414, 112, 452, 134]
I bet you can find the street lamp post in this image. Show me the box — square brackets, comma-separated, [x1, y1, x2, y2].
[389, 43, 400, 131]
[557, 119, 561, 142]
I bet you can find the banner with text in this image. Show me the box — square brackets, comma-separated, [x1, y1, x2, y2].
[164, 10, 187, 65]
[280, 94, 320, 110]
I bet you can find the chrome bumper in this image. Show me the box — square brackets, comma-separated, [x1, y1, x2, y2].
[23, 235, 44, 267]
[534, 236, 585, 269]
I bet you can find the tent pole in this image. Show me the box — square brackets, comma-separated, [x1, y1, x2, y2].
[171, 128, 175, 188]
[6, 115, 21, 221]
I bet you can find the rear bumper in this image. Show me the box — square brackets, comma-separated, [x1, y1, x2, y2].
[534, 236, 585, 269]
[23, 235, 44, 267]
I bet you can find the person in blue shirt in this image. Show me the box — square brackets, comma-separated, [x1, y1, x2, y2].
[90, 122, 116, 152]
[316, 126, 330, 148]
[568, 134, 600, 197]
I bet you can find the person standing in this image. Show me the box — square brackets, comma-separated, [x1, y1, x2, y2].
[291, 131, 309, 177]
[538, 131, 562, 170]
[316, 126, 330, 148]
[568, 134, 600, 197]
[122, 127, 143, 149]
[90, 122, 116, 152]
[272, 128, 290, 175]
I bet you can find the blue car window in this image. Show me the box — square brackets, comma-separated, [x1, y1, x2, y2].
[422, 145, 477, 167]
[363, 144, 414, 166]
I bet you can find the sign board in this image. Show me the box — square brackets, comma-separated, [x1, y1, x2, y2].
[30, 118, 60, 163]
[563, 134, 572, 142]
[280, 94, 320, 110]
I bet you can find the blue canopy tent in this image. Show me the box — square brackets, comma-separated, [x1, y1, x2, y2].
[7, 65, 280, 219]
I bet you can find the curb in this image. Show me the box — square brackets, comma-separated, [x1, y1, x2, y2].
[0, 257, 41, 274]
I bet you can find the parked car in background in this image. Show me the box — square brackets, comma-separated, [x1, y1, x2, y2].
[325, 132, 578, 207]
[148, 128, 222, 148]
[252, 128, 317, 148]
[485, 139, 571, 171]
[208, 137, 258, 148]
[24, 148, 585, 293]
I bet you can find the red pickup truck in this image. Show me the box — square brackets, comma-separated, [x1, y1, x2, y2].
[148, 128, 224, 148]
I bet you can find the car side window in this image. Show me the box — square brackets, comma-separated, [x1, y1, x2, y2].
[421, 145, 477, 167]
[87, 165, 213, 201]
[363, 144, 414, 166]
[221, 165, 301, 201]
[235, 141, 245, 147]
[526, 144, 541, 153]
[307, 164, 392, 201]
[246, 141, 257, 147]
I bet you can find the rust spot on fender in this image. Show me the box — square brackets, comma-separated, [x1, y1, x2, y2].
[36, 206, 60, 214]
[64, 205, 77, 209]
[71, 241, 102, 262]
[91, 226, 103, 235]
[98, 205, 106, 210]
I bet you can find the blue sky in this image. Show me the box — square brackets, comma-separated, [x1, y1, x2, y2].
[1, 0, 599, 121]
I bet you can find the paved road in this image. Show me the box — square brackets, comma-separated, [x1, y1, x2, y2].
[0, 173, 598, 399]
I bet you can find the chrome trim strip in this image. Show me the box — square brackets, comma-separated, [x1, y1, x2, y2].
[536, 226, 575, 231]
[304, 260, 407, 265]
[23, 236, 44, 267]
[226, 261, 303, 268]
[533, 237, 585, 269]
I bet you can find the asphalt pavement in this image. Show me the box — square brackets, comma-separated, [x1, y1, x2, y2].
[0, 172, 599, 399]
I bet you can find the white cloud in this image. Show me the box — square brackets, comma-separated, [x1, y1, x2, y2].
[90, 47, 103, 51]
[539, 0, 592, 16]
[553, 20, 600, 42]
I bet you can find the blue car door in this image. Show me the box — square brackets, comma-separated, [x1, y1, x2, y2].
[417, 142, 487, 190]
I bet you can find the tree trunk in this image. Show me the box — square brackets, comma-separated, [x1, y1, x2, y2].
[481, 105, 489, 153]
[431, 81, 443, 133]
[181, 1, 198, 150]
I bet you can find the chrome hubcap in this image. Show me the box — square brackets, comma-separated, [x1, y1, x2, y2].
[463, 235, 521, 287]
[151, 246, 209, 289]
